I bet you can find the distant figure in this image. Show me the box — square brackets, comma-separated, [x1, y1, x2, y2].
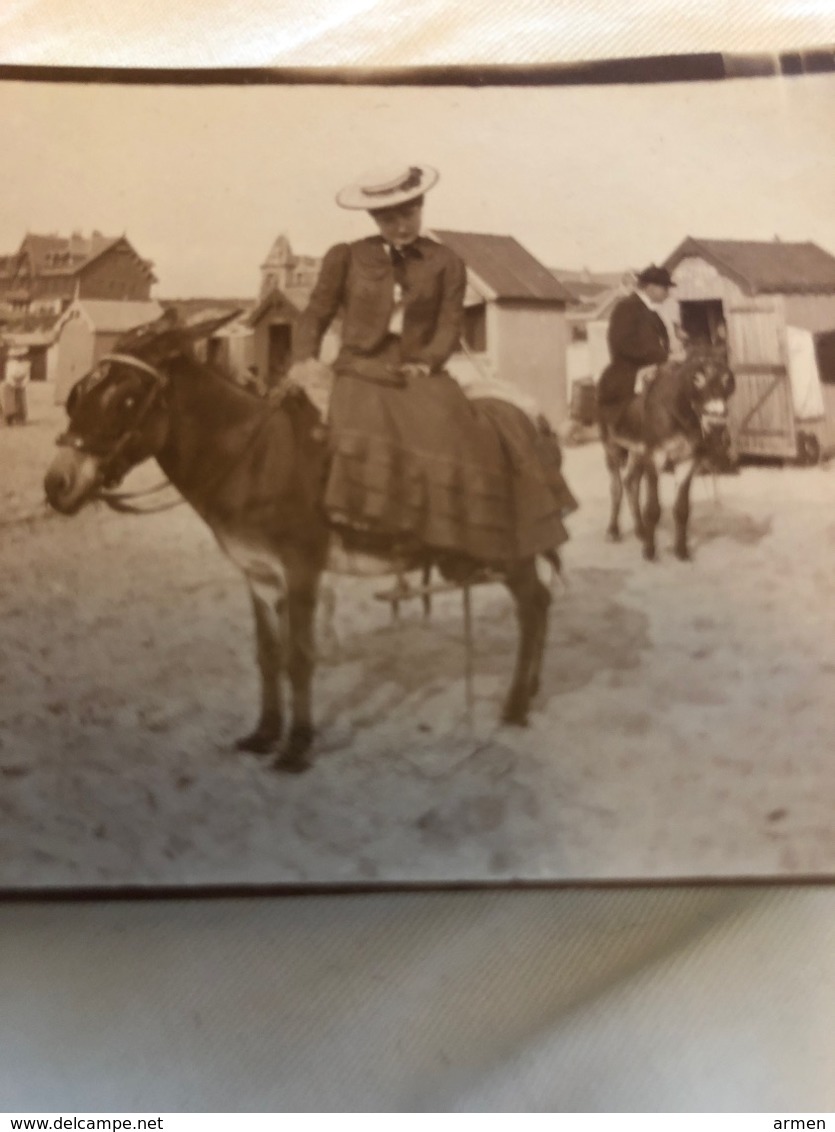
[596, 264, 674, 436]
[2, 347, 30, 426]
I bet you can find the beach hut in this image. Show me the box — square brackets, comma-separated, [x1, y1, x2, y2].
[430, 230, 575, 426]
[202, 311, 256, 382]
[53, 298, 163, 404]
[663, 237, 835, 463]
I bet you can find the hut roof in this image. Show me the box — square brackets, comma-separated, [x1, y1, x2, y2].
[248, 287, 304, 326]
[430, 230, 575, 303]
[664, 237, 835, 295]
[67, 300, 164, 334]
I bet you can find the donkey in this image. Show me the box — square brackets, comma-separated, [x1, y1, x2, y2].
[44, 313, 554, 772]
[602, 341, 736, 562]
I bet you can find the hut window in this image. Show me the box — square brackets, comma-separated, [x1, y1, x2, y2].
[463, 305, 487, 352]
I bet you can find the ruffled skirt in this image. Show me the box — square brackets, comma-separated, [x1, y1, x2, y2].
[324, 369, 578, 565]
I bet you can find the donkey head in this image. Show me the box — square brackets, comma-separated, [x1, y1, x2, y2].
[686, 342, 736, 436]
[44, 309, 238, 514]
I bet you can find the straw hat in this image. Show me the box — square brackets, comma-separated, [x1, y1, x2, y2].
[336, 163, 439, 210]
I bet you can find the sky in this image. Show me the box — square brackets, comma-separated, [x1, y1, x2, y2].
[0, 72, 833, 297]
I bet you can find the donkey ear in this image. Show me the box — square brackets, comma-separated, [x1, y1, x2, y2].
[115, 308, 181, 354]
[183, 309, 243, 341]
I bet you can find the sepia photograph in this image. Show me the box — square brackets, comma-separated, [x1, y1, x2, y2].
[1, 67, 834, 892]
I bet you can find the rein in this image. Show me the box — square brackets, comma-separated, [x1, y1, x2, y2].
[98, 479, 184, 515]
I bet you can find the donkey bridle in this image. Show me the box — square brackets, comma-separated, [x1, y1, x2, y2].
[55, 353, 170, 488]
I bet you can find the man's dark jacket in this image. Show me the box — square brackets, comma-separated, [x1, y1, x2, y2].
[292, 235, 466, 374]
[597, 291, 670, 405]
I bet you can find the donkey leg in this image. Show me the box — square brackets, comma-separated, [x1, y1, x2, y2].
[526, 559, 553, 701]
[673, 458, 697, 561]
[623, 451, 646, 541]
[604, 442, 625, 541]
[237, 582, 285, 753]
[274, 566, 321, 773]
[501, 560, 551, 726]
[641, 458, 662, 561]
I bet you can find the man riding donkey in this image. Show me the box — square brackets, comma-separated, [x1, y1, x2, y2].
[285, 162, 578, 581]
[597, 263, 734, 481]
[596, 263, 677, 444]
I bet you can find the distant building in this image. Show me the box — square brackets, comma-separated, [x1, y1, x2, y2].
[0, 231, 157, 315]
[550, 267, 633, 395]
[249, 236, 339, 390]
[259, 234, 320, 301]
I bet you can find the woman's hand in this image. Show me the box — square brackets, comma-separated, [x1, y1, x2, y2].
[283, 359, 333, 416]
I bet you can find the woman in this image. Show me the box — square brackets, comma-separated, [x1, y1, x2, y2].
[288, 163, 576, 568]
[2, 346, 29, 426]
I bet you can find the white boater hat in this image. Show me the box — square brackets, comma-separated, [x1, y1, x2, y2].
[336, 163, 439, 210]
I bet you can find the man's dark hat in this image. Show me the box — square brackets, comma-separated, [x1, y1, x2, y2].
[636, 264, 675, 288]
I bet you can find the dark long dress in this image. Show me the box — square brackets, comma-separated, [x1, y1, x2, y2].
[293, 235, 577, 565]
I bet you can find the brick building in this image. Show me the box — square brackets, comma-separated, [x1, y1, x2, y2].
[0, 231, 156, 315]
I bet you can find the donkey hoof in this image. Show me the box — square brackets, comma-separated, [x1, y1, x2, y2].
[501, 710, 529, 728]
[642, 546, 657, 562]
[273, 726, 314, 773]
[675, 547, 691, 562]
[606, 529, 621, 543]
[236, 727, 282, 754]
[273, 752, 312, 774]
[501, 699, 529, 728]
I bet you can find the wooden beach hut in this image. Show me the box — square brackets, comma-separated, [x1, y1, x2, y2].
[430, 230, 575, 426]
[663, 237, 835, 463]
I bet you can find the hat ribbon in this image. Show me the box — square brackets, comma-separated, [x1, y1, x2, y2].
[362, 166, 423, 198]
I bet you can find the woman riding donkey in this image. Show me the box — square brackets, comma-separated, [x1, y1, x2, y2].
[286, 162, 577, 578]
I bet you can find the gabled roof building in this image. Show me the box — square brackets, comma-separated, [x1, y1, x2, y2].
[662, 235, 835, 461]
[664, 237, 835, 297]
[0, 230, 157, 312]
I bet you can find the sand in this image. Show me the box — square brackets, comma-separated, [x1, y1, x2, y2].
[1, 384, 833, 890]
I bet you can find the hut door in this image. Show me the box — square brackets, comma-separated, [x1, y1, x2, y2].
[268, 324, 292, 388]
[725, 304, 796, 459]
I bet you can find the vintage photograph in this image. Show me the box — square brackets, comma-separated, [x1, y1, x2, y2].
[0, 69, 833, 891]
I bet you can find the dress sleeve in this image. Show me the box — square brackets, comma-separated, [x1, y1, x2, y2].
[416, 251, 467, 372]
[291, 243, 351, 362]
